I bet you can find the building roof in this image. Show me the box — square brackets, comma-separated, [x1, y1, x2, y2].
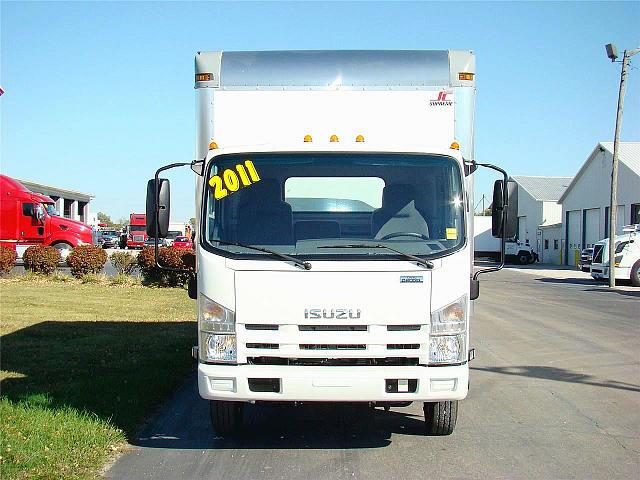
[17, 179, 94, 202]
[511, 176, 573, 202]
[558, 142, 640, 203]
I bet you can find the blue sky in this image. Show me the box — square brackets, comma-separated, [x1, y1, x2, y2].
[1, 1, 639, 222]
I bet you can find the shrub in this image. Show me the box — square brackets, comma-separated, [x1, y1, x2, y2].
[22, 245, 61, 275]
[138, 247, 194, 287]
[66, 245, 108, 278]
[110, 251, 138, 275]
[0, 245, 17, 274]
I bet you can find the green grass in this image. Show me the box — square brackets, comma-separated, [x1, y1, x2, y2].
[0, 280, 197, 479]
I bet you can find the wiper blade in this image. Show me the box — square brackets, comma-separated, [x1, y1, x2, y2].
[318, 243, 434, 269]
[215, 240, 311, 270]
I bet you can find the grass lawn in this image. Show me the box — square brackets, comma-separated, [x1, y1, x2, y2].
[0, 278, 196, 479]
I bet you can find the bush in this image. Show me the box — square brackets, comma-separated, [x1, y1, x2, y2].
[110, 251, 138, 275]
[137, 247, 194, 287]
[0, 245, 17, 274]
[22, 245, 61, 275]
[66, 245, 108, 278]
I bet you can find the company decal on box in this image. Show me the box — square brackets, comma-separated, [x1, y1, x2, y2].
[209, 160, 261, 200]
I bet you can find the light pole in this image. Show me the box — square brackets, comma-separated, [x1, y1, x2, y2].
[604, 44, 640, 288]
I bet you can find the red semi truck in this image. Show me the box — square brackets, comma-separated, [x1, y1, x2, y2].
[126, 213, 147, 249]
[0, 174, 94, 259]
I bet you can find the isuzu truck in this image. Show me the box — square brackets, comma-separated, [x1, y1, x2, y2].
[146, 50, 516, 436]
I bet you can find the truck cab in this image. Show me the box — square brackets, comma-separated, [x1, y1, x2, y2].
[126, 214, 147, 249]
[0, 174, 94, 258]
[590, 224, 640, 286]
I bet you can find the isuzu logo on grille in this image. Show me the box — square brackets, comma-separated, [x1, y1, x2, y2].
[304, 309, 361, 319]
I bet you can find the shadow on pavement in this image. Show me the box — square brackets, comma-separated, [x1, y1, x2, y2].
[133, 378, 426, 450]
[583, 287, 640, 297]
[472, 365, 640, 393]
[535, 277, 601, 286]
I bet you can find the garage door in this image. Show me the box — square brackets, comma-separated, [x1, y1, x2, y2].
[584, 208, 601, 247]
[566, 210, 581, 265]
[518, 216, 527, 242]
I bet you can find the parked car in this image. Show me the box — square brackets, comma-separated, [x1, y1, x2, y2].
[165, 230, 183, 247]
[144, 238, 169, 248]
[579, 247, 594, 272]
[172, 236, 193, 249]
[101, 234, 120, 249]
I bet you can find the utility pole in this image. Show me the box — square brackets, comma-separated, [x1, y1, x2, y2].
[605, 44, 640, 288]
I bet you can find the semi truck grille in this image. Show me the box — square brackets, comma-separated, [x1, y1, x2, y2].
[133, 235, 144, 242]
[247, 357, 420, 367]
[593, 244, 604, 264]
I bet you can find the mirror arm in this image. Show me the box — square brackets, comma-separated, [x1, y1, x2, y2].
[153, 161, 195, 274]
[466, 160, 510, 282]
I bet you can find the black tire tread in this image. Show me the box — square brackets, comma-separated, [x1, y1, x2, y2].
[210, 400, 243, 437]
[631, 260, 640, 287]
[424, 401, 458, 435]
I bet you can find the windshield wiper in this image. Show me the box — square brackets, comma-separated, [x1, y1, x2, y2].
[318, 243, 434, 269]
[215, 240, 312, 270]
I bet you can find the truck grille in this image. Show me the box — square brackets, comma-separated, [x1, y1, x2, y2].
[133, 235, 144, 242]
[237, 323, 428, 364]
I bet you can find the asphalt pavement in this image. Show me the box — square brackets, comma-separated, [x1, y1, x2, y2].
[106, 268, 640, 480]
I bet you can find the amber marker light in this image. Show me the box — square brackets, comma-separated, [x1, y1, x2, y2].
[450, 141, 460, 150]
[355, 135, 365, 142]
[458, 72, 474, 81]
[209, 141, 218, 150]
[196, 73, 212, 82]
[330, 135, 339, 142]
[303, 134, 313, 142]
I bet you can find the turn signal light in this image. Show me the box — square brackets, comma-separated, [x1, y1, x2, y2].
[330, 135, 339, 142]
[458, 72, 474, 81]
[209, 141, 218, 150]
[450, 141, 460, 150]
[304, 134, 313, 142]
[196, 73, 212, 82]
[356, 135, 365, 142]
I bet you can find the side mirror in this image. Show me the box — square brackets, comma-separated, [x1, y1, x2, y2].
[146, 178, 170, 238]
[491, 180, 518, 239]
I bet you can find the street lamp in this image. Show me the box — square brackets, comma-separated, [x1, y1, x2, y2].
[604, 43, 640, 288]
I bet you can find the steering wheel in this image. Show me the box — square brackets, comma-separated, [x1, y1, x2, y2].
[379, 232, 429, 241]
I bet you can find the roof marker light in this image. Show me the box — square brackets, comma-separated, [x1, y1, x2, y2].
[330, 135, 339, 143]
[355, 135, 365, 143]
[196, 73, 212, 82]
[209, 141, 218, 150]
[304, 134, 313, 142]
[450, 141, 460, 150]
[459, 72, 474, 81]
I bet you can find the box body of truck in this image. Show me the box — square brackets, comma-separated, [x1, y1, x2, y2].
[189, 50, 482, 434]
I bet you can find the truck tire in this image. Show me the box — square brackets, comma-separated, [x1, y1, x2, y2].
[210, 400, 243, 437]
[52, 242, 73, 261]
[631, 260, 640, 287]
[518, 251, 531, 265]
[423, 400, 457, 435]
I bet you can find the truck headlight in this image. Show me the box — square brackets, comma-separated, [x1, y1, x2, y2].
[429, 295, 467, 365]
[199, 294, 236, 363]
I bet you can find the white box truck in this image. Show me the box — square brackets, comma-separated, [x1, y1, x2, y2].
[474, 215, 537, 264]
[146, 50, 516, 436]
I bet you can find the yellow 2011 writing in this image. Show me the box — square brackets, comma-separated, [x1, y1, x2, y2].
[209, 160, 261, 200]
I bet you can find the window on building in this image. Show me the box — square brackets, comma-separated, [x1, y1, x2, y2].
[544, 239, 549, 250]
[632, 203, 640, 224]
[554, 239, 559, 250]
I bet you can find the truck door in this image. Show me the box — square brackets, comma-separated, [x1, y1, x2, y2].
[19, 202, 46, 243]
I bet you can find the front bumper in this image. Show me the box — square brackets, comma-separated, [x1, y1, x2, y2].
[198, 363, 468, 402]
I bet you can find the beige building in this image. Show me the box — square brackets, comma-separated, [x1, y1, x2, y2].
[17, 179, 94, 225]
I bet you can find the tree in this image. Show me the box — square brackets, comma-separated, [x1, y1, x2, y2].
[97, 212, 114, 227]
[189, 217, 196, 228]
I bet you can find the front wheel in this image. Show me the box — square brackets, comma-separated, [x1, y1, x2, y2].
[518, 252, 531, 265]
[210, 400, 243, 437]
[53, 242, 73, 261]
[631, 260, 640, 287]
[424, 401, 457, 435]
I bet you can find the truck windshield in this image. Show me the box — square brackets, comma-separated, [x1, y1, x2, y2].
[44, 204, 59, 216]
[202, 152, 465, 261]
[130, 225, 146, 231]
